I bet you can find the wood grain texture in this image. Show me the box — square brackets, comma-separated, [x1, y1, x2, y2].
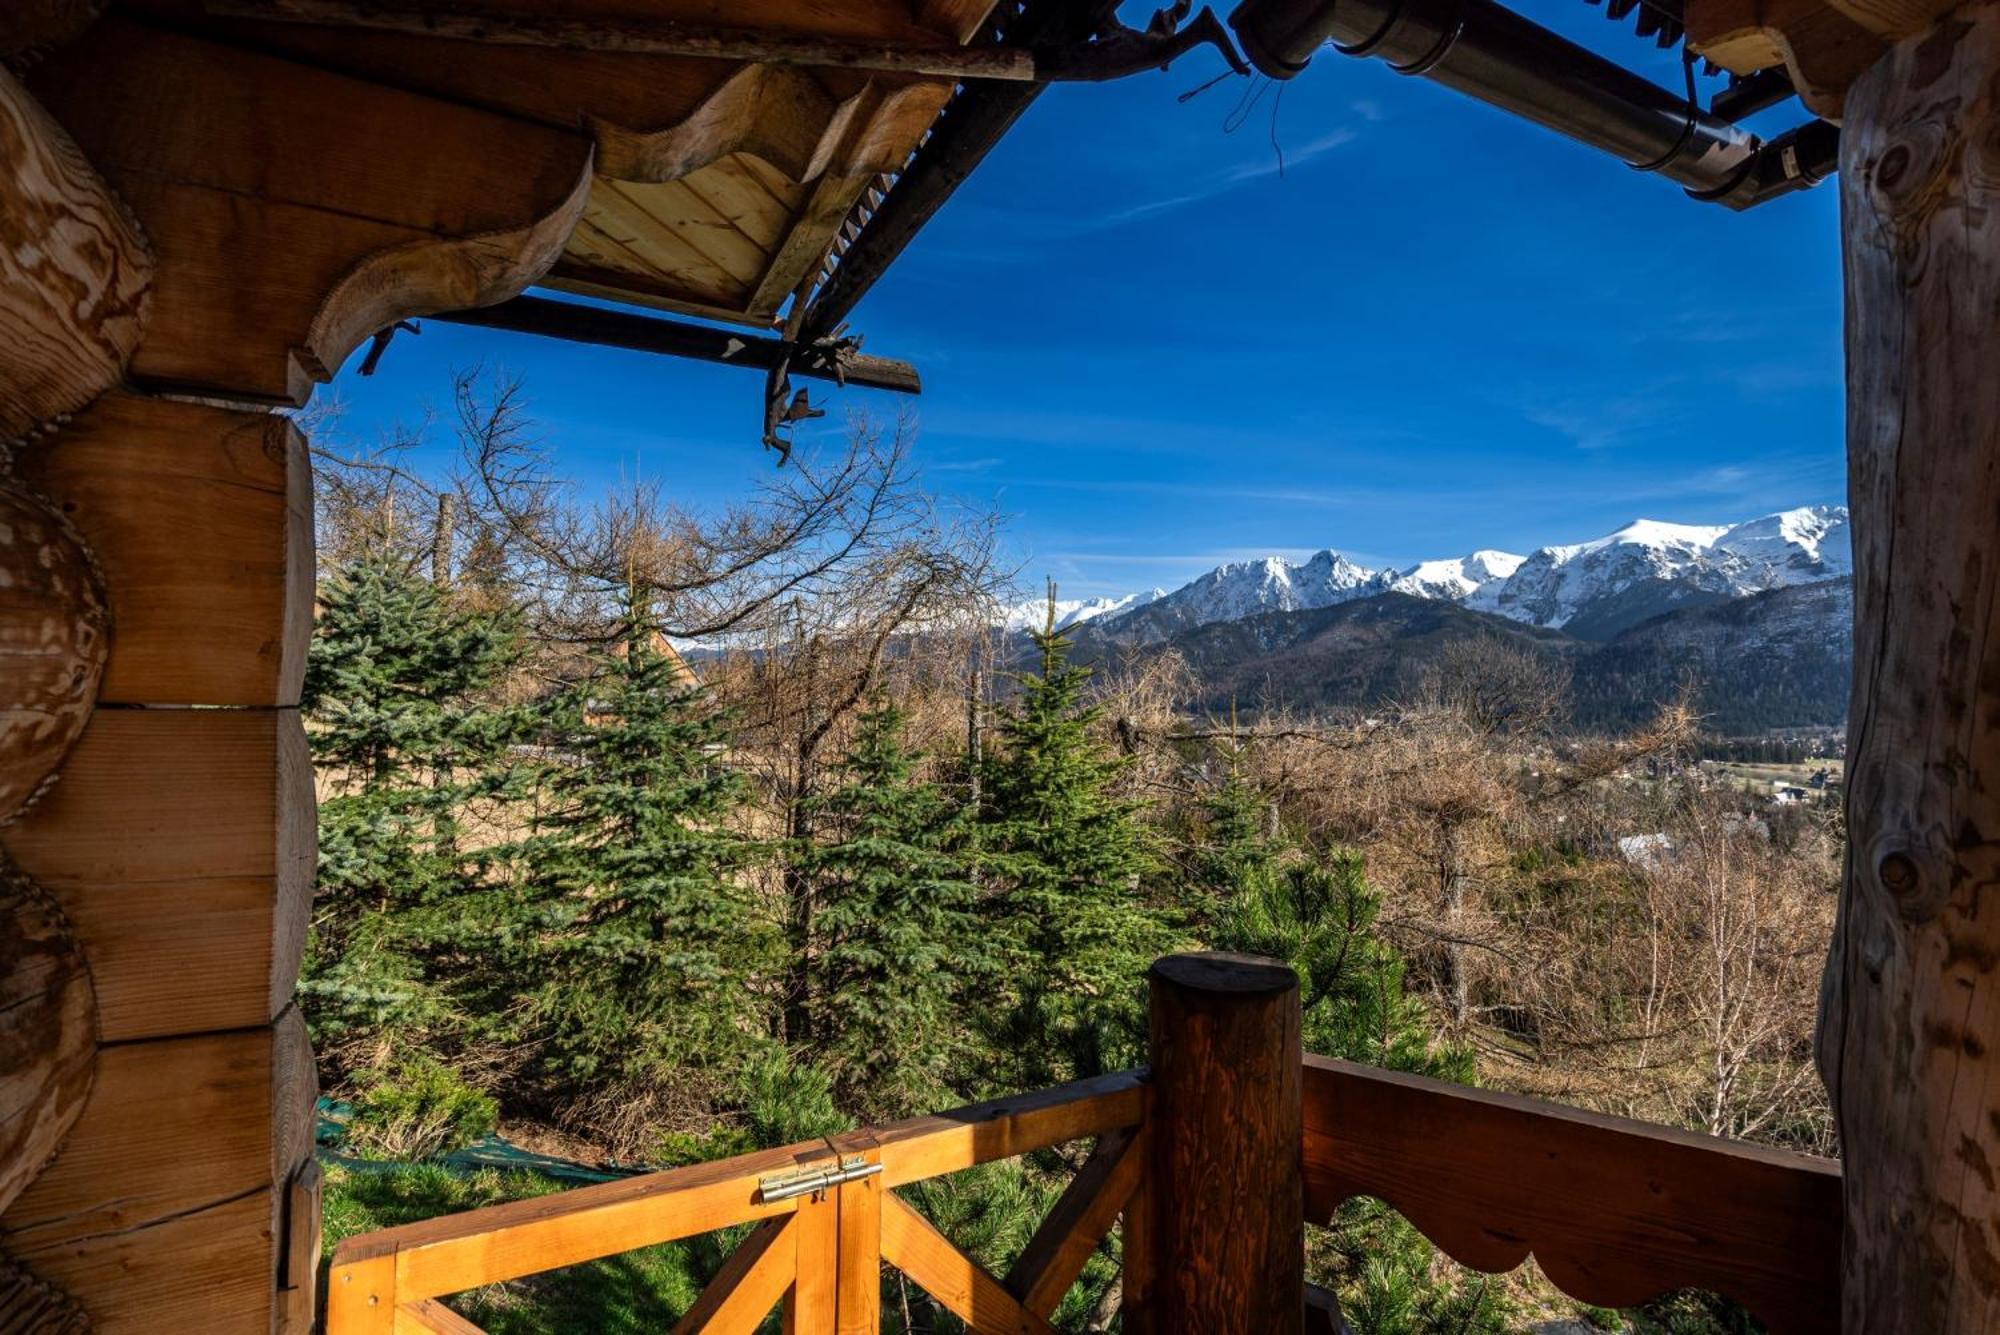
[399, 1299, 486, 1335]
[787, 1182, 837, 1335]
[1138, 953, 1303, 1335]
[20, 391, 312, 707]
[1005, 1126, 1144, 1318]
[1824, 0, 1965, 39]
[27, 18, 592, 403]
[0, 66, 149, 441]
[851, 1071, 1144, 1190]
[669, 1217, 793, 1335]
[0, 858, 94, 1216]
[1302, 1056, 1839, 1332]
[5, 707, 313, 1041]
[1684, 0, 1887, 115]
[1816, 5, 2000, 1328]
[0, 479, 108, 825]
[132, 0, 890, 137]
[328, 1073, 1141, 1313]
[833, 1142, 880, 1335]
[880, 1192, 1051, 1335]
[0, 1252, 90, 1333]
[279, 1158, 324, 1334]
[1, 1012, 309, 1332]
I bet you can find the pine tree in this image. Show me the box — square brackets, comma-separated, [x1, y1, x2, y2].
[1194, 766, 1466, 1080]
[302, 554, 532, 1054]
[1184, 755, 1283, 929]
[979, 612, 1175, 1089]
[516, 587, 774, 1105]
[798, 699, 987, 1118]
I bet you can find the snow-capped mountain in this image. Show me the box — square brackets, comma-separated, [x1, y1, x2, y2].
[1478, 509, 1849, 638]
[1381, 550, 1525, 601]
[1094, 551, 1378, 644]
[1076, 505, 1850, 645]
[1001, 588, 1165, 633]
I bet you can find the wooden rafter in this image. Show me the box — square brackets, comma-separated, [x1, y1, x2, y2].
[428, 295, 921, 394]
[204, 0, 1042, 81]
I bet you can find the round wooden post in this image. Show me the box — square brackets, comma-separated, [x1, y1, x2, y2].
[1139, 951, 1303, 1334]
[1818, 4, 2000, 1328]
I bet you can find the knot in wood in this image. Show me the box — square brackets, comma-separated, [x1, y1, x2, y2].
[1867, 121, 1959, 242]
[1872, 841, 1949, 923]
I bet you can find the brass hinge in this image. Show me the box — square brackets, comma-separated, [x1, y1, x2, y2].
[756, 1154, 882, 1204]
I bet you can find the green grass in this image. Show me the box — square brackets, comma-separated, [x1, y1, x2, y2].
[321, 1160, 759, 1333]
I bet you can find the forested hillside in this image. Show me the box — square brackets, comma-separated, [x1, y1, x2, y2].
[304, 380, 1839, 1333]
[1072, 580, 1852, 736]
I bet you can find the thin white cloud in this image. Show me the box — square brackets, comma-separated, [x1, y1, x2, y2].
[1055, 127, 1363, 232]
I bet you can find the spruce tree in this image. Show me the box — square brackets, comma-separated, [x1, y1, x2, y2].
[797, 699, 986, 1118]
[516, 587, 773, 1105]
[302, 554, 533, 1054]
[1196, 767, 1467, 1081]
[979, 613, 1174, 1088]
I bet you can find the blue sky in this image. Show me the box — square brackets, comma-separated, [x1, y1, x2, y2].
[320, 1, 1845, 601]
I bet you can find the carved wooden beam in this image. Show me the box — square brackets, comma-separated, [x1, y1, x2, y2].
[0, 860, 94, 1217]
[1685, 0, 1888, 116]
[26, 18, 593, 403]
[204, 0, 1041, 81]
[0, 67, 150, 443]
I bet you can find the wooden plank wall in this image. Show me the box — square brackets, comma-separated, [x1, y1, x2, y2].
[2, 392, 320, 1332]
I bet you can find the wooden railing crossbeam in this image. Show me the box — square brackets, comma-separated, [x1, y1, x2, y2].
[326, 1070, 1142, 1314]
[670, 1216, 794, 1335]
[324, 1015, 1841, 1335]
[854, 1070, 1144, 1190]
[399, 1298, 486, 1334]
[1300, 1055, 1841, 1334]
[1005, 1125, 1146, 1317]
[879, 1191, 1054, 1335]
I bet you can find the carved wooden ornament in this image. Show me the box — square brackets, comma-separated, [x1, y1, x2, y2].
[0, 855, 95, 1215]
[0, 477, 108, 824]
[0, 67, 151, 442]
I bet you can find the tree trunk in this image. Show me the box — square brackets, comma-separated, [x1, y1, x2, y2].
[1817, 4, 2000, 1326]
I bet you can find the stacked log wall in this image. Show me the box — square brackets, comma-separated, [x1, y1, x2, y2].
[0, 13, 591, 1328]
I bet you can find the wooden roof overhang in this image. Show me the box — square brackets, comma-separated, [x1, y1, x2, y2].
[115, 0, 1010, 338]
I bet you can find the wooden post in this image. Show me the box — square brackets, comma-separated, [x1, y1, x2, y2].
[1133, 952, 1304, 1334]
[1817, 3, 2000, 1328]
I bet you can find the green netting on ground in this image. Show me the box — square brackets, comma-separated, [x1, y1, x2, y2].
[315, 1097, 646, 1185]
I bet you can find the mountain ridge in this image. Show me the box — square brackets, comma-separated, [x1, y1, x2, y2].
[1068, 578, 1852, 734]
[1067, 505, 1849, 647]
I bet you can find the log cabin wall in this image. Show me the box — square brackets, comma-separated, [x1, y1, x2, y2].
[0, 14, 590, 1330]
[0, 2, 986, 1326]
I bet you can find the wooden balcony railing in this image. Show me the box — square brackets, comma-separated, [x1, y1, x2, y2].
[324, 954, 1840, 1334]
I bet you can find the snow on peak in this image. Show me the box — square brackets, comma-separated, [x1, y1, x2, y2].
[1386, 550, 1526, 600]
[1072, 505, 1851, 643]
[1002, 587, 1165, 633]
[1589, 518, 1731, 553]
